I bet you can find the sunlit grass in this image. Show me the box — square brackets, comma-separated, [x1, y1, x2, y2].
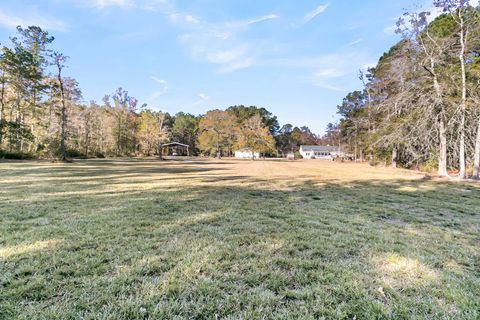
[0, 158, 479, 319]
[0, 240, 59, 258]
[375, 253, 438, 288]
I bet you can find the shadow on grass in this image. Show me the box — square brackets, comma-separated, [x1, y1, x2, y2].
[0, 161, 479, 319]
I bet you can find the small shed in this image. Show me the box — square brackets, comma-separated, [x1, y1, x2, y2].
[234, 150, 260, 159]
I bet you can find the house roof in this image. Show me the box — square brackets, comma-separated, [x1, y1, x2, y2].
[235, 149, 259, 153]
[300, 145, 341, 152]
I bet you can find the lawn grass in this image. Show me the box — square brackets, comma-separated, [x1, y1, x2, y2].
[0, 158, 479, 319]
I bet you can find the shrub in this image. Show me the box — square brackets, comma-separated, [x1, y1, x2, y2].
[423, 152, 438, 173]
[0, 150, 35, 160]
[66, 149, 86, 158]
[294, 151, 303, 159]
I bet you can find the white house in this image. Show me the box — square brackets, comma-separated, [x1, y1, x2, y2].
[234, 150, 260, 159]
[299, 145, 343, 160]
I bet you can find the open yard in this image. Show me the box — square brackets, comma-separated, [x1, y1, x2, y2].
[0, 158, 479, 319]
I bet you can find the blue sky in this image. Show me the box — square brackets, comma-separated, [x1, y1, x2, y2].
[0, 0, 430, 134]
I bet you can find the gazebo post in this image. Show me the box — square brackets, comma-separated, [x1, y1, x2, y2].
[160, 142, 190, 158]
[158, 143, 163, 161]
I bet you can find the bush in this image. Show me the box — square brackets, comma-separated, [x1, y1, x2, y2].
[0, 150, 35, 160]
[294, 151, 303, 160]
[66, 149, 86, 158]
[423, 152, 438, 173]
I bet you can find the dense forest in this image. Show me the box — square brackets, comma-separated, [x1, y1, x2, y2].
[1, 0, 480, 179]
[327, 1, 480, 179]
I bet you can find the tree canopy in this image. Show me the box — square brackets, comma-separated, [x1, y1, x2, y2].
[330, 0, 480, 178]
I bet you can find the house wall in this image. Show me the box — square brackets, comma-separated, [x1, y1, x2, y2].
[234, 151, 260, 159]
[300, 148, 335, 160]
[299, 149, 311, 158]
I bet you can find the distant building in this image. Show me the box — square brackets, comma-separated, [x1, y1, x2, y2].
[299, 145, 343, 160]
[161, 142, 190, 156]
[234, 150, 260, 159]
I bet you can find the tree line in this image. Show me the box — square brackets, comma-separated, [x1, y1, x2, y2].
[0, 27, 322, 160]
[330, 0, 480, 179]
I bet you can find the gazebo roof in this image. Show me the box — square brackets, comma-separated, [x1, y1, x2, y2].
[162, 142, 189, 148]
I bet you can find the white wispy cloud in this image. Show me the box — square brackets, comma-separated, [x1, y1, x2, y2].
[141, 0, 172, 11]
[218, 57, 255, 74]
[185, 15, 200, 24]
[315, 68, 346, 78]
[192, 92, 212, 107]
[383, 24, 397, 35]
[174, 13, 277, 73]
[95, 0, 275, 74]
[77, 0, 172, 10]
[303, 4, 329, 23]
[111, 30, 153, 41]
[206, 45, 249, 64]
[346, 38, 363, 46]
[199, 93, 210, 100]
[80, 0, 135, 9]
[247, 14, 279, 25]
[230, 14, 279, 28]
[146, 76, 169, 105]
[0, 9, 67, 32]
[179, 32, 256, 73]
[265, 51, 375, 92]
[313, 83, 346, 92]
[312, 63, 350, 91]
[151, 76, 169, 94]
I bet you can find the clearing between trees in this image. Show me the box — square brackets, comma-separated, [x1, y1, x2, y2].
[0, 159, 479, 319]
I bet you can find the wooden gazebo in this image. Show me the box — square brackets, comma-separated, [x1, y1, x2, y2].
[160, 142, 190, 158]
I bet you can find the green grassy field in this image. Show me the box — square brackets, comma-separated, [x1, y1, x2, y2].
[0, 158, 479, 319]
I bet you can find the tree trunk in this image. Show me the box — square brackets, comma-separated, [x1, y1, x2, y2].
[117, 116, 122, 155]
[19, 114, 24, 153]
[458, 17, 467, 179]
[216, 138, 221, 159]
[392, 146, 397, 168]
[60, 103, 66, 161]
[473, 116, 480, 179]
[354, 133, 358, 161]
[15, 93, 21, 152]
[85, 130, 89, 157]
[438, 119, 448, 177]
[0, 76, 5, 147]
[57, 67, 67, 161]
[459, 113, 466, 178]
[430, 56, 448, 178]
